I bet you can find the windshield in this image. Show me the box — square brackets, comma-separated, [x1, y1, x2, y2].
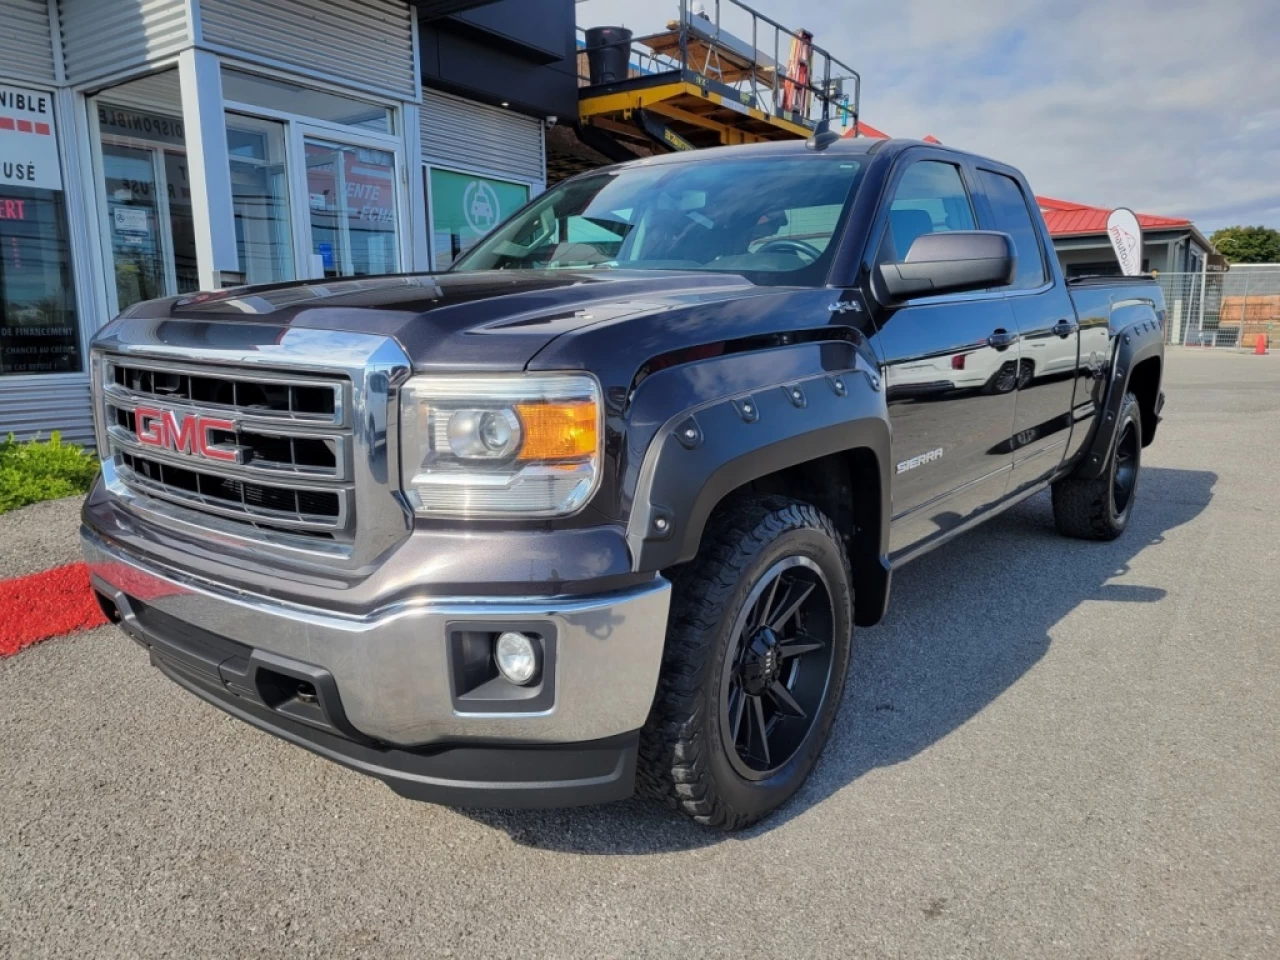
[452, 154, 864, 284]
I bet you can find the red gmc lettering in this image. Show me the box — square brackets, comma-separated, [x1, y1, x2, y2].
[134, 406, 237, 462]
[162, 410, 199, 456]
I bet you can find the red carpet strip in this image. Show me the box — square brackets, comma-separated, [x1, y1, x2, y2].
[0, 562, 108, 658]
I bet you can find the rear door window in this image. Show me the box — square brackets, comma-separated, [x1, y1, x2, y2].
[976, 169, 1047, 290]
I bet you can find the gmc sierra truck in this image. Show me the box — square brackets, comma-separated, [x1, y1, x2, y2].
[82, 137, 1166, 829]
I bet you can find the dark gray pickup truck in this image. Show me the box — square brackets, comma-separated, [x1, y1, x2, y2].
[82, 137, 1165, 829]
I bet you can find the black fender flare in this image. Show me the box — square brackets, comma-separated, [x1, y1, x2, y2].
[623, 346, 892, 585]
[1074, 300, 1165, 481]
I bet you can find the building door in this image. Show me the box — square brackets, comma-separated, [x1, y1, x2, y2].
[100, 143, 167, 309]
[101, 142, 199, 311]
[94, 85, 200, 313]
[226, 114, 295, 285]
[298, 131, 401, 279]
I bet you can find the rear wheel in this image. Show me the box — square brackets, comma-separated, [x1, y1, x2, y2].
[1052, 391, 1142, 540]
[637, 496, 853, 830]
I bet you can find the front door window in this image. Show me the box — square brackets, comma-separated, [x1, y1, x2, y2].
[304, 138, 398, 278]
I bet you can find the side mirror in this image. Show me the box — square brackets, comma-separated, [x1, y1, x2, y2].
[879, 231, 1016, 300]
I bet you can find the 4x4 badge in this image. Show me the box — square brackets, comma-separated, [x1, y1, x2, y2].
[829, 300, 862, 314]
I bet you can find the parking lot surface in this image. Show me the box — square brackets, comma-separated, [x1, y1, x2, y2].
[1, 349, 1276, 959]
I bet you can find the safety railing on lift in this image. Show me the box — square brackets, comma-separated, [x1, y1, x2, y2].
[576, 0, 861, 132]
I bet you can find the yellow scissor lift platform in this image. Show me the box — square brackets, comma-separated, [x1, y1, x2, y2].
[572, 0, 860, 168]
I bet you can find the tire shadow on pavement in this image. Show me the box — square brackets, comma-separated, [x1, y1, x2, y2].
[459, 467, 1217, 854]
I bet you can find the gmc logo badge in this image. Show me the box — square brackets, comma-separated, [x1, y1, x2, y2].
[134, 406, 242, 464]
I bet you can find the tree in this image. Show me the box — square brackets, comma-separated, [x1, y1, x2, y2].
[1209, 225, 1280, 264]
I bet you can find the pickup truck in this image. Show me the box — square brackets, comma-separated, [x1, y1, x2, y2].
[82, 137, 1166, 830]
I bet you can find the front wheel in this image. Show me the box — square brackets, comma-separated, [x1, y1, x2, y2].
[637, 496, 853, 830]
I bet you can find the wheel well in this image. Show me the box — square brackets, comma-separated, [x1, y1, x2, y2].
[690, 448, 887, 627]
[1128, 357, 1161, 445]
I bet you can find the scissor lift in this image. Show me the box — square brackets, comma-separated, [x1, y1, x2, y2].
[566, 0, 861, 175]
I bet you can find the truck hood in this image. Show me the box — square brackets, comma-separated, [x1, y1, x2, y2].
[122, 270, 765, 371]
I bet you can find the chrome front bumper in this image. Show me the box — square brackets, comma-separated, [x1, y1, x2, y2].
[82, 527, 671, 747]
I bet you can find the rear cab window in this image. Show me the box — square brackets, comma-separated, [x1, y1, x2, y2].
[976, 169, 1048, 289]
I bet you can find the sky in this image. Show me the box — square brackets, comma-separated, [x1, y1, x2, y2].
[574, 0, 1280, 235]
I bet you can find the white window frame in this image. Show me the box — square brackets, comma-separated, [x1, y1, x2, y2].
[86, 77, 197, 317]
[223, 111, 296, 286]
[292, 124, 406, 280]
[219, 62, 411, 282]
[90, 131, 191, 309]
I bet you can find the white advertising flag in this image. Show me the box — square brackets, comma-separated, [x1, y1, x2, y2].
[1106, 208, 1144, 276]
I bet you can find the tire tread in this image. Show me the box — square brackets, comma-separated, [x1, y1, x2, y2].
[1052, 392, 1141, 541]
[637, 495, 850, 830]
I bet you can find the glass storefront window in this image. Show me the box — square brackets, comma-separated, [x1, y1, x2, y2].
[93, 72, 198, 311]
[428, 169, 529, 270]
[226, 115, 294, 284]
[305, 139, 398, 278]
[221, 69, 393, 134]
[0, 188, 81, 375]
[0, 81, 80, 376]
[163, 151, 198, 292]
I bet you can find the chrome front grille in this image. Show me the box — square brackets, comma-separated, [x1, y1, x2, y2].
[91, 322, 412, 571]
[106, 360, 342, 423]
[100, 357, 354, 540]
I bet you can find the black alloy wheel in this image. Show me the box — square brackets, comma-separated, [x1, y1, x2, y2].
[718, 556, 836, 780]
[1111, 419, 1140, 517]
[637, 496, 853, 829]
[1051, 391, 1143, 541]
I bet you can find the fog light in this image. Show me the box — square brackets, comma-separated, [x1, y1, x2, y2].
[495, 631, 540, 686]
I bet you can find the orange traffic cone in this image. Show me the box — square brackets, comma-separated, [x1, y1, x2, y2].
[1255, 333, 1269, 356]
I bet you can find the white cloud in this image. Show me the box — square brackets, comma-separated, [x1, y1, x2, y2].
[575, 0, 1280, 233]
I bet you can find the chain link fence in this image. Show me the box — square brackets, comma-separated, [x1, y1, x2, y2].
[1155, 265, 1280, 350]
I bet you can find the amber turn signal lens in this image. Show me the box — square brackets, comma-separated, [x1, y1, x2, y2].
[514, 401, 599, 461]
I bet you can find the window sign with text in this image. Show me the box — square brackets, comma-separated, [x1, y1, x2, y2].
[0, 84, 61, 190]
[0, 84, 80, 376]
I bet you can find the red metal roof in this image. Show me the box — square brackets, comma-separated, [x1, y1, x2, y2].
[841, 121, 938, 142]
[1036, 196, 1191, 237]
[845, 120, 890, 139]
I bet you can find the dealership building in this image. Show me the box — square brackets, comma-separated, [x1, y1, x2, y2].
[0, 0, 579, 443]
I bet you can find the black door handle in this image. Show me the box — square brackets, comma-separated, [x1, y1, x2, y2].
[987, 329, 1018, 350]
[1053, 319, 1079, 338]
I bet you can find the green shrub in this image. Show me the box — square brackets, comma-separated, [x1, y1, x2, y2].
[0, 432, 100, 515]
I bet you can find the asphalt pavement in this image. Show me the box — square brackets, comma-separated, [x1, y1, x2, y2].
[1, 348, 1276, 959]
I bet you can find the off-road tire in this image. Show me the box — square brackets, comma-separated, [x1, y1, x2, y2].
[637, 495, 853, 830]
[1052, 391, 1142, 540]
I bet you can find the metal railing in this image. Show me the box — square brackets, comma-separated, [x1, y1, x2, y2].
[576, 0, 861, 131]
[1155, 265, 1280, 350]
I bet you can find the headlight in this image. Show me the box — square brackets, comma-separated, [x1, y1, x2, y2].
[400, 374, 603, 517]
